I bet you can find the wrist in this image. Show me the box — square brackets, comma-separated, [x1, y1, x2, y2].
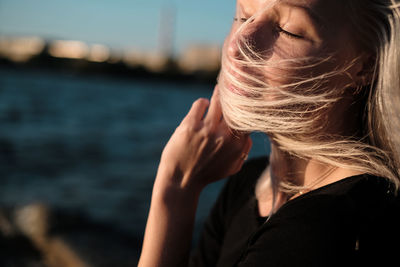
[155, 161, 205, 195]
[153, 173, 202, 204]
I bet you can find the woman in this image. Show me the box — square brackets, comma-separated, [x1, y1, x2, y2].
[139, 0, 400, 266]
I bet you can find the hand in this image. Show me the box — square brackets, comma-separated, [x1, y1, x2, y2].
[157, 86, 252, 192]
[139, 86, 251, 267]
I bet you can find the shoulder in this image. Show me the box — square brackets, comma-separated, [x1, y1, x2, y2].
[280, 174, 398, 215]
[335, 174, 400, 226]
[351, 176, 400, 263]
[278, 174, 400, 229]
[238, 174, 400, 266]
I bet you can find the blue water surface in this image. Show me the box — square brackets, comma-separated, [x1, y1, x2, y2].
[0, 67, 269, 242]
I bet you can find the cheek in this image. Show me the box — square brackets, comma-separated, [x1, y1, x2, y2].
[259, 53, 308, 87]
[258, 57, 342, 100]
[273, 38, 314, 58]
[259, 40, 322, 85]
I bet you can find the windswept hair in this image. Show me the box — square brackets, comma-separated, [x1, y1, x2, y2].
[218, 0, 400, 208]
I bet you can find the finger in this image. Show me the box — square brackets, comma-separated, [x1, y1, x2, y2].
[205, 86, 222, 124]
[182, 98, 210, 123]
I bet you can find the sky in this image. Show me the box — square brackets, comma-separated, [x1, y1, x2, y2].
[0, 0, 236, 54]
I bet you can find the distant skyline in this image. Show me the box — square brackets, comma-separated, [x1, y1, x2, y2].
[0, 0, 236, 54]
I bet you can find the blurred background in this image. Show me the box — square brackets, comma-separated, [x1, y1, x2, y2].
[0, 1, 270, 266]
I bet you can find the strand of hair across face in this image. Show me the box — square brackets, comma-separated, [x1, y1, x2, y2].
[219, 1, 400, 212]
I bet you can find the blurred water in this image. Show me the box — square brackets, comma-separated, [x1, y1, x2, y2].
[0, 67, 269, 242]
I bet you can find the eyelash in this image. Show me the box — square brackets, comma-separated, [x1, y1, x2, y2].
[276, 25, 304, 39]
[233, 17, 304, 39]
[233, 17, 252, 23]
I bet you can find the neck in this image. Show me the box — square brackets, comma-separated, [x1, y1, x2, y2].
[256, 139, 364, 217]
[267, 92, 367, 190]
[268, 140, 363, 193]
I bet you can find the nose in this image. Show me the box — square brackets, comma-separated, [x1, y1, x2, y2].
[226, 18, 276, 60]
[227, 33, 242, 59]
[226, 30, 243, 60]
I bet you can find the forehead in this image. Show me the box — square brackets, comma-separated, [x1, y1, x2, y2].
[239, 0, 349, 31]
[241, 0, 351, 17]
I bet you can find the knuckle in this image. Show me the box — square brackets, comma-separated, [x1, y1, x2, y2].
[178, 122, 196, 135]
[193, 98, 209, 108]
[185, 124, 198, 134]
[200, 127, 214, 141]
[214, 135, 225, 146]
[203, 120, 216, 131]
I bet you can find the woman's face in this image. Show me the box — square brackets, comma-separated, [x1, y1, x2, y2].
[223, 0, 367, 94]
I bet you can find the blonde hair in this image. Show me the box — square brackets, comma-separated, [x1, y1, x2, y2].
[218, 0, 400, 205]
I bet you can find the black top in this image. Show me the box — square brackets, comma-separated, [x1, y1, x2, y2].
[189, 157, 400, 267]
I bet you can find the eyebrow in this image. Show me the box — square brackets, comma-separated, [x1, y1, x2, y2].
[279, 0, 326, 26]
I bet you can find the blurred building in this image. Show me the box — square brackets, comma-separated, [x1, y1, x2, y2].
[49, 41, 111, 63]
[0, 35, 222, 80]
[0, 36, 45, 62]
[48, 40, 89, 59]
[87, 44, 110, 63]
[158, 5, 176, 58]
[0, 36, 112, 64]
[178, 44, 221, 74]
[123, 49, 168, 72]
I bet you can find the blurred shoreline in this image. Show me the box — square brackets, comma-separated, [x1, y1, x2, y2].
[0, 36, 221, 85]
[0, 36, 269, 266]
[0, 68, 231, 266]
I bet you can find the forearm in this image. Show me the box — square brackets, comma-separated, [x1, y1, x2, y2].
[138, 173, 202, 267]
[138, 89, 251, 266]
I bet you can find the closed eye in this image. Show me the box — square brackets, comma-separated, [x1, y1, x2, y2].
[234, 18, 305, 40]
[276, 25, 304, 39]
[233, 17, 253, 23]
